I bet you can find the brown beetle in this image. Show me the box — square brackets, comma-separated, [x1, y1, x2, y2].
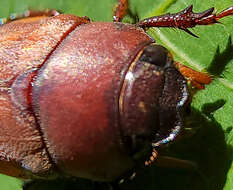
[0, 0, 232, 189]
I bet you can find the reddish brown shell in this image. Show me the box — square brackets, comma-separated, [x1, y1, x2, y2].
[0, 14, 153, 181]
[0, 14, 89, 178]
[32, 22, 153, 181]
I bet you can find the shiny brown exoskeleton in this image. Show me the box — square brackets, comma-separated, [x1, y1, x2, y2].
[0, 0, 232, 188]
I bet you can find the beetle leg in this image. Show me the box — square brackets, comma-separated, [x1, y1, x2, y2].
[194, 6, 233, 25]
[155, 156, 198, 171]
[145, 148, 159, 166]
[145, 151, 199, 171]
[136, 5, 233, 37]
[0, 9, 60, 25]
[174, 62, 212, 89]
[113, 0, 128, 22]
[146, 156, 206, 185]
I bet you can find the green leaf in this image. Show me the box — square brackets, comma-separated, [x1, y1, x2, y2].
[0, 0, 232, 189]
[0, 174, 22, 190]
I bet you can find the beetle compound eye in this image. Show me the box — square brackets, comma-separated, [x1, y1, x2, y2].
[139, 44, 172, 68]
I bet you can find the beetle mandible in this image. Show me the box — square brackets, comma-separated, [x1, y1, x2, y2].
[0, 0, 232, 189]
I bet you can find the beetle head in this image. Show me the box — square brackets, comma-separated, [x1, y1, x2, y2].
[119, 44, 189, 161]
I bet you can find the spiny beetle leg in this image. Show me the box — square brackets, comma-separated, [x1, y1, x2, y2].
[113, 0, 128, 22]
[174, 62, 212, 89]
[137, 5, 233, 37]
[197, 6, 233, 25]
[0, 9, 60, 25]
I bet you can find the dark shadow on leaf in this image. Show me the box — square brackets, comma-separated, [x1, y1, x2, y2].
[207, 36, 233, 76]
[201, 99, 226, 120]
[23, 101, 232, 190]
[119, 100, 232, 190]
[23, 178, 94, 190]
